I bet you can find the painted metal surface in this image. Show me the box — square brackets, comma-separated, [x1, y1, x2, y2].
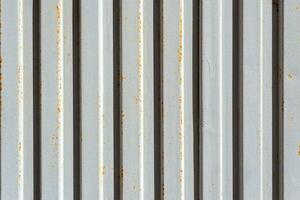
[0, 0, 299, 199]
[283, 0, 300, 199]
[241, 0, 273, 199]
[81, 0, 114, 199]
[41, 0, 74, 199]
[162, 0, 194, 199]
[1, 0, 33, 199]
[122, 0, 154, 199]
[202, 0, 232, 199]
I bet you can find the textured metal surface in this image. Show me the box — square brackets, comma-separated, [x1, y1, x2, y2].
[0, 0, 299, 199]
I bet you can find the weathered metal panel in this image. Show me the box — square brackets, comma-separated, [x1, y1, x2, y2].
[1, 0, 33, 199]
[41, 0, 73, 199]
[0, 0, 299, 199]
[122, 0, 154, 199]
[202, 0, 232, 199]
[81, 0, 114, 199]
[162, 0, 194, 199]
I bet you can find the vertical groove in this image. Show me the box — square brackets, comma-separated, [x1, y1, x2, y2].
[239, 0, 244, 198]
[233, 0, 242, 199]
[199, 0, 203, 199]
[277, 0, 284, 199]
[153, 0, 163, 199]
[272, 1, 279, 200]
[33, 0, 41, 198]
[73, 0, 81, 198]
[113, 0, 122, 199]
[192, 0, 200, 199]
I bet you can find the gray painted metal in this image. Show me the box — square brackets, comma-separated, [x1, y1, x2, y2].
[0, 0, 299, 199]
[1, 0, 33, 199]
[283, 0, 300, 199]
[122, 0, 154, 199]
[81, 0, 114, 199]
[41, 0, 73, 199]
[163, 0, 194, 199]
[242, 0, 273, 199]
[202, 0, 232, 199]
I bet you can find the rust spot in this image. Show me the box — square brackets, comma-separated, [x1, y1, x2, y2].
[298, 145, 300, 156]
[17, 174, 21, 186]
[120, 75, 127, 81]
[135, 95, 141, 105]
[99, 165, 106, 177]
[18, 142, 22, 153]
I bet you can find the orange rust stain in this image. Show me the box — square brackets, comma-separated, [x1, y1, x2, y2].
[57, 106, 61, 113]
[120, 75, 127, 81]
[0, 56, 2, 92]
[135, 95, 141, 105]
[18, 142, 22, 153]
[17, 174, 21, 186]
[56, 4, 61, 25]
[177, 8, 183, 84]
[99, 165, 106, 177]
[179, 169, 183, 183]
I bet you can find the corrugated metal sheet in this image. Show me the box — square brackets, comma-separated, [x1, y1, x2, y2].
[0, 0, 297, 199]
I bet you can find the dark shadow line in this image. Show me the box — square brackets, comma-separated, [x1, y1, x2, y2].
[73, 0, 81, 198]
[113, 0, 122, 199]
[233, 0, 243, 199]
[33, 0, 41, 199]
[154, 0, 163, 199]
[193, 0, 200, 199]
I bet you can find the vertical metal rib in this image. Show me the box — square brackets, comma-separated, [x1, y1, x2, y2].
[121, 0, 154, 199]
[241, 0, 272, 199]
[1, 0, 34, 199]
[202, 0, 232, 199]
[81, 0, 114, 199]
[41, 0, 73, 198]
[162, 0, 194, 199]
